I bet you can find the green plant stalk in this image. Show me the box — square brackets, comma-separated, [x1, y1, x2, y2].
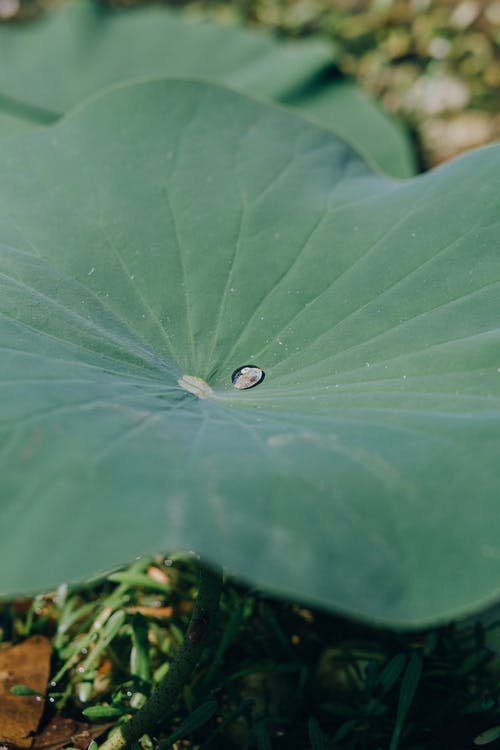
[99, 562, 223, 750]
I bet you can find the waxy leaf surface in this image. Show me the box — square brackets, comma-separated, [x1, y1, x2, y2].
[0, 1, 414, 177]
[0, 81, 499, 626]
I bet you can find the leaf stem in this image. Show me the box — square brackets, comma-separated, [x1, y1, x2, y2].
[99, 562, 223, 750]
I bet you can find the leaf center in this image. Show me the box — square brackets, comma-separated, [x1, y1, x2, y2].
[178, 375, 213, 399]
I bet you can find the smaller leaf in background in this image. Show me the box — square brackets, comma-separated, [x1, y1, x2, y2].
[0, 0, 415, 177]
[283, 78, 416, 178]
[0, 635, 51, 747]
[389, 651, 423, 750]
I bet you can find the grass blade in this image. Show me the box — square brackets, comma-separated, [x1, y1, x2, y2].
[389, 651, 422, 750]
[254, 720, 273, 750]
[376, 654, 407, 696]
[160, 699, 218, 748]
[308, 717, 329, 750]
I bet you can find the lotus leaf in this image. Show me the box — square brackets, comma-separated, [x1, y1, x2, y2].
[0, 80, 499, 626]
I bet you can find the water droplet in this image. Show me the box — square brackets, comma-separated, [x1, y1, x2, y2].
[232, 365, 265, 390]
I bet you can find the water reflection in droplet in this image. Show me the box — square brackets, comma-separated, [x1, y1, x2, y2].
[232, 365, 265, 390]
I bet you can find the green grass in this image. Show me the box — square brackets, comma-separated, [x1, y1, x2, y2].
[2, 555, 499, 749]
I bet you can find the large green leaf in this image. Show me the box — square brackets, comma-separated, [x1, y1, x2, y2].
[1, 80, 499, 626]
[0, 107, 35, 138]
[0, 1, 414, 177]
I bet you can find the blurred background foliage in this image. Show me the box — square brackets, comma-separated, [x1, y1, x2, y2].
[1, 0, 500, 168]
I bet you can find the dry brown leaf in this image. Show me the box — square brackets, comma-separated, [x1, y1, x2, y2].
[124, 605, 173, 619]
[32, 716, 114, 750]
[0, 635, 51, 748]
[146, 565, 170, 585]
